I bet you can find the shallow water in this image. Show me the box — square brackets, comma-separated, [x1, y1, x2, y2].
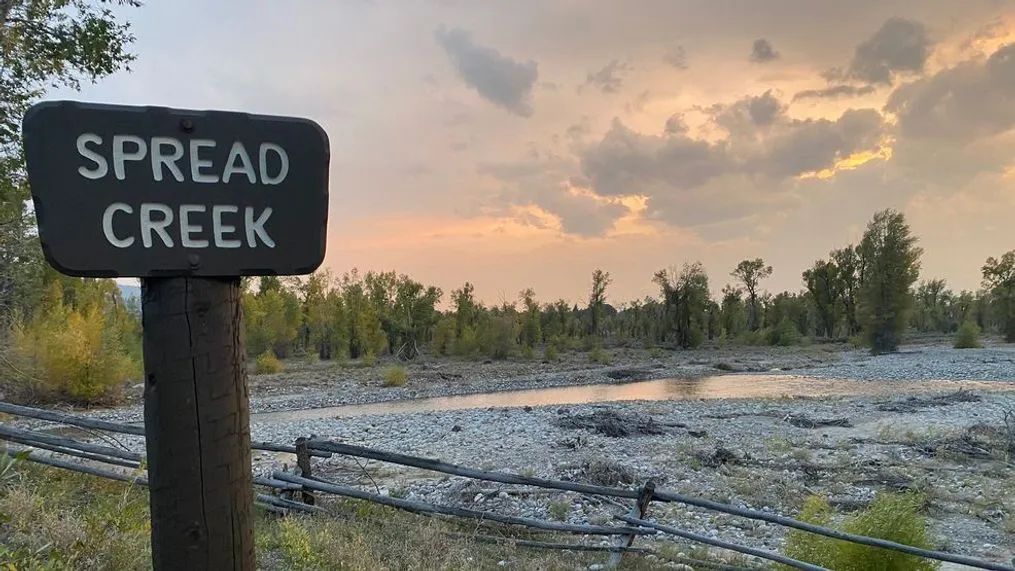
[251, 374, 1011, 424]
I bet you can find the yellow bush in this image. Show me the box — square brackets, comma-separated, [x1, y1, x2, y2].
[254, 351, 284, 375]
[781, 493, 939, 571]
[382, 365, 408, 387]
[12, 302, 138, 404]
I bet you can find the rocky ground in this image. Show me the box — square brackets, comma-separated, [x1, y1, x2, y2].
[12, 338, 1015, 568]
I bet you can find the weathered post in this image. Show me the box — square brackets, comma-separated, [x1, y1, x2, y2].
[294, 436, 315, 505]
[141, 277, 253, 568]
[22, 100, 330, 571]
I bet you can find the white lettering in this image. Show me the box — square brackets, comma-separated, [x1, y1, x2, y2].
[189, 139, 218, 183]
[140, 203, 174, 248]
[245, 206, 275, 248]
[101, 203, 134, 248]
[179, 204, 208, 248]
[77, 133, 108, 180]
[222, 142, 257, 184]
[151, 137, 185, 182]
[259, 143, 289, 185]
[212, 205, 241, 248]
[112, 135, 148, 180]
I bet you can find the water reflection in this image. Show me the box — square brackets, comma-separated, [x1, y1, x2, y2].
[252, 374, 1007, 424]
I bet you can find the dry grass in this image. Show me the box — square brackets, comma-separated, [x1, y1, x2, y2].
[0, 462, 675, 570]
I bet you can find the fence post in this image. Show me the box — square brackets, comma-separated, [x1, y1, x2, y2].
[606, 480, 655, 567]
[141, 277, 255, 571]
[295, 436, 315, 506]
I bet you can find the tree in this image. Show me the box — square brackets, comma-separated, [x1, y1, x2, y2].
[518, 288, 541, 348]
[731, 258, 772, 331]
[803, 259, 841, 338]
[0, 1, 140, 330]
[654, 263, 711, 349]
[857, 209, 922, 354]
[588, 269, 611, 337]
[982, 251, 1015, 342]
[831, 245, 866, 336]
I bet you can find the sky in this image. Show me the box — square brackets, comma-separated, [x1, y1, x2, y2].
[56, 0, 1015, 306]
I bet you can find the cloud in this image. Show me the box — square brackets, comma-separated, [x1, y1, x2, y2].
[664, 113, 689, 135]
[663, 45, 689, 70]
[793, 84, 877, 101]
[478, 155, 630, 236]
[435, 26, 539, 116]
[839, 17, 934, 85]
[885, 42, 1015, 143]
[709, 90, 787, 137]
[750, 39, 780, 63]
[574, 92, 887, 228]
[581, 60, 631, 94]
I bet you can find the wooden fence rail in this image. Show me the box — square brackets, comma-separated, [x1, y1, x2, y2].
[306, 438, 1015, 571]
[1, 401, 1014, 571]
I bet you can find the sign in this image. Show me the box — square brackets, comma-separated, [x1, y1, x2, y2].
[22, 100, 330, 277]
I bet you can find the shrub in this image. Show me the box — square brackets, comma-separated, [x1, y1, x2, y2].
[382, 365, 408, 387]
[548, 500, 571, 521]
[11, 303, 139, 404]
[647, 347, 665, 359]
[254, 351, 283, 375]
[588, 347, 613, 365]
[521, 345, 534, 360]
[766, 319, 801, 346]
[953, 319, 983, 349]
[543, 344, 559, 362]
[361, 352, 377, 367]
[781, 493, 939, 571]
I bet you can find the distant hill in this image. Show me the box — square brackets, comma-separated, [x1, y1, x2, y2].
[117, 284, 141, 301]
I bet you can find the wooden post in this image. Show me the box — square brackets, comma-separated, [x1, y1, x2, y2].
[294, 436, 315, 506]
[607, 480, 655, 567]
[142, 277, 255, 571]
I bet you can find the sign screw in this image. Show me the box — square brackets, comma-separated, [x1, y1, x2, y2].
[180, 118, 194, 133]
[188, 254, 200, 269]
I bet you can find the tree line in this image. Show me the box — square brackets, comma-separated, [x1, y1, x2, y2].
[6, 206, 1015, 403]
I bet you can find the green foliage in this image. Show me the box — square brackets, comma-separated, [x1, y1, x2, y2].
[478, 313, 518, 360]
[588, 346, 613, 365]
[647, 346, 665, 359]
[767, 318, 801, 347]
[654, 262, 711, 349]
[9, 279, 140, 404]
[543, 344, 559, 362]
[782, 493, 939, 571]
[982, 250, 1015, 342]
[382, 365, 408, 387]
[0, 1, 141, 396]
[548, 499, 571, 521]
[254, 351, 283, 375]
[858, 209, 923, 354]
[953, 319, 983, 349]
[431, 316, 456, 356]
[732, 258, 773, 331]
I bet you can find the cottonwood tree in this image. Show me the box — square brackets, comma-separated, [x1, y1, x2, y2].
[731, 258, 772, 331]
[653, 262, 711, 349]
[803, 259, 841, 338]
[857, 209, 922, 354]
[830, 245, 866, 336]
[587, 269, 611, 337]
[982, 251, 1015, 342]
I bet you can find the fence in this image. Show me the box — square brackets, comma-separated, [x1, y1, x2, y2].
[0, 400, 1012, 571]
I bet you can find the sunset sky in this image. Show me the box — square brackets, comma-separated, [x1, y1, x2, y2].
[60, 0, 1015, 306]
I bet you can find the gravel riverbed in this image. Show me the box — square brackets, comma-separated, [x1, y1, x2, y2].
[11, 341, 1015, 568]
